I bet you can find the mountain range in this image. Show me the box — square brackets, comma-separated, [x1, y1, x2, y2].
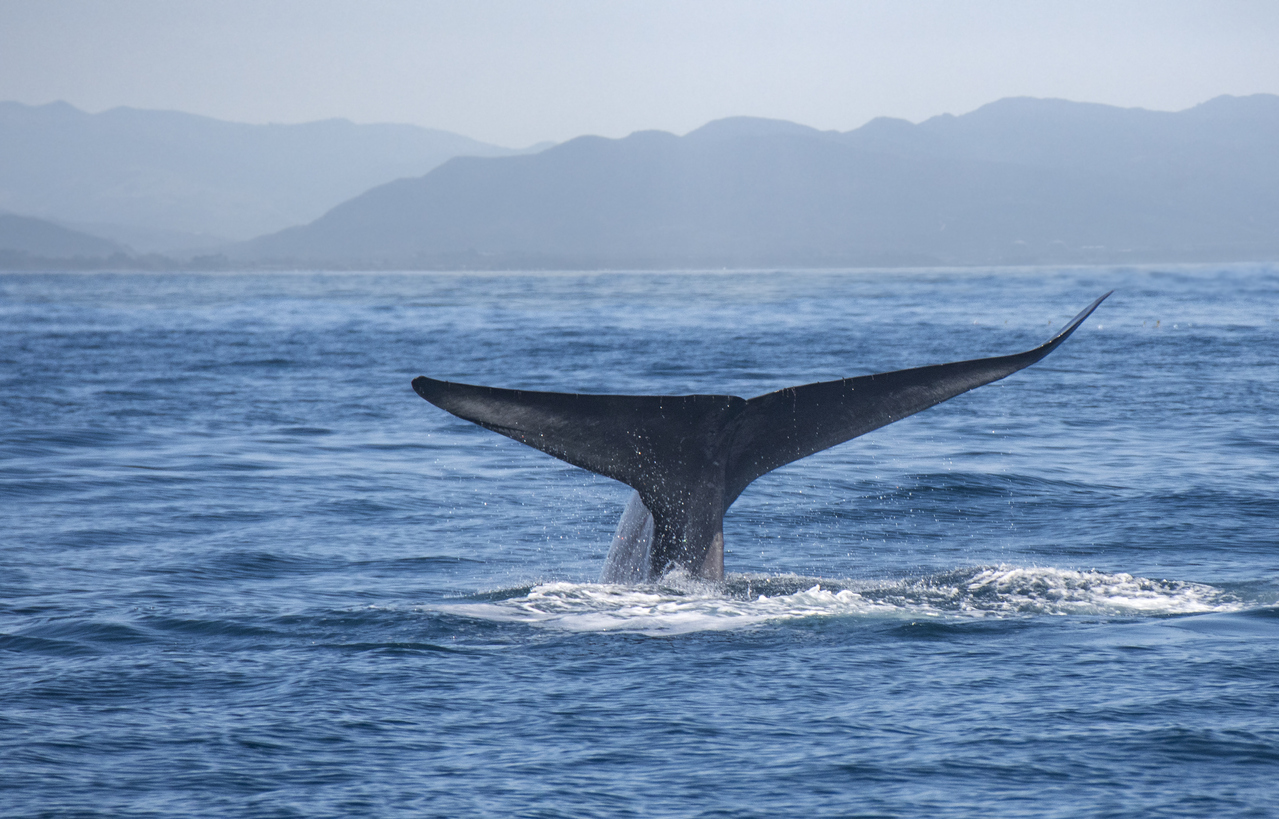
[3, 95, 1277, 268]
[0, 212, 126, 259]
[0, 101, 534, 251]
[236, 94, 1279, 268]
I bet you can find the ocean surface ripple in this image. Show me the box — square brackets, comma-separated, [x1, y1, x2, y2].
[3, 266, 1278, 818]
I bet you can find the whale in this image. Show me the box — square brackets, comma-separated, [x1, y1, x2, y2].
[412, 293, 1109, 583]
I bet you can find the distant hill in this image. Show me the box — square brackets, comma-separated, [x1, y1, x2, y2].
[0, 212, 125, 258]
[236, 94, 1279, 268]
[0, 101, 536, 250]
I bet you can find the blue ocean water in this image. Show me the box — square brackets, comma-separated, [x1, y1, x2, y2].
[2, 266, 1277, 818]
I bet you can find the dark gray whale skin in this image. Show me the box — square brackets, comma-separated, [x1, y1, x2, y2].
[412, 294, 1109, 581]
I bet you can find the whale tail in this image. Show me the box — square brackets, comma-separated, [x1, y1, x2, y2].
[412, 293, 1110, 579]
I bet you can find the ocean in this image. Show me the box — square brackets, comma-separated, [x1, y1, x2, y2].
[2, 266, 1277, 817]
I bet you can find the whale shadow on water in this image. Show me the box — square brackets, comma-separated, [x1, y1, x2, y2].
[414, 294, 1112, 585]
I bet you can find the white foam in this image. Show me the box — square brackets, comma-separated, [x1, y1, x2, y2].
[430, 565, 1244, 636]
[438, 581, 896, 635]
[946, 566, 1236, 616]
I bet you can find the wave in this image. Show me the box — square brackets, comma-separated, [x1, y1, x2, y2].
[430, 565, 1247, 636]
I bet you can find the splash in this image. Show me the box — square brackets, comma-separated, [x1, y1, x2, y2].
[431, 565, 1244, 636]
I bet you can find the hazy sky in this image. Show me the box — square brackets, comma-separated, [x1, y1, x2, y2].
[3, 0, 1278, 147]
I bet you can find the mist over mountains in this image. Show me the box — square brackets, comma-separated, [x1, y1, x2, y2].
[3, 95, 1277, 268]
[0, 101, 532, 251]
[237, 94, 1279, 268]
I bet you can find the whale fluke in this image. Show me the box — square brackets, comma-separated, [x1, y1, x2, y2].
[413, 293, 1110, 582]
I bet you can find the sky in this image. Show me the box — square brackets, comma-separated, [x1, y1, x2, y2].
[2, 0, 1278, 147]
